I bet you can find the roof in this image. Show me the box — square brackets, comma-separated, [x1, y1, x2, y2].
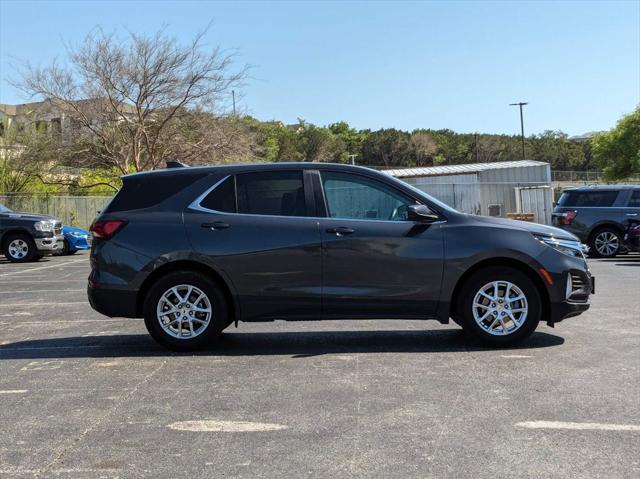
[564, 184, 640, 191]
[123, 162, 381, 179]
[384, 160, 549, 178]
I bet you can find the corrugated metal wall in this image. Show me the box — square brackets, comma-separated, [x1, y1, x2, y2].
[478, 164, 551, 219]
[400, 174, 481, 214]
[515, 186, 554, 224]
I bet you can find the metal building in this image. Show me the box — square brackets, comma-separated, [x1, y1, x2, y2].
[385, 160, 554, 224]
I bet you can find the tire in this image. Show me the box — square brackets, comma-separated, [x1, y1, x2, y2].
[60, 239, 77, 255]
[588, 227, 621, 258]
[456, 266, 541, 346]
[143, 271, 229, 351]
[2, 233, 37, 263]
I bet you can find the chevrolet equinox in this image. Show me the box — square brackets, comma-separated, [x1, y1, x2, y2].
[88, 163, 594, 351]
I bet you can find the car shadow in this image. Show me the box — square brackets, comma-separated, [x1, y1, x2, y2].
[0, 329, 565, 360]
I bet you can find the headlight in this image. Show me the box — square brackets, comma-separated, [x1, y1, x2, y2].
[534, 234, 587, 258]
[34, 220, 56, 232]
[69, 232, 87, 238]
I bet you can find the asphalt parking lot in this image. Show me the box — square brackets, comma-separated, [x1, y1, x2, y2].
[0, 252, 638, 478]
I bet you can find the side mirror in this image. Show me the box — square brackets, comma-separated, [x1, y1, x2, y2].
[407, 204, 440, 223]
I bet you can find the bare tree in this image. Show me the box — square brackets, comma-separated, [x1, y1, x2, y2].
[14, 26, 248, 174]
[411, 131, 438, 165]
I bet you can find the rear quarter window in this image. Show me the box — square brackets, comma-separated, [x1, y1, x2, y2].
[557, 190, 619, 207]
[106, 172, 208, 213]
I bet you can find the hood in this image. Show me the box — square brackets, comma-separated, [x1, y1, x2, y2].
[468, 214, 580, 241]
[0, 212, 58, 222]
[63, 226, 90, 235]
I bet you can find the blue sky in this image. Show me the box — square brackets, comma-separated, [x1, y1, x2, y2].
[0, 0, 638, 135]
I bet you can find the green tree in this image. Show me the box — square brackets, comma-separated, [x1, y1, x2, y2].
[361, 129, 415, 167]
[592, 107, 640, 180]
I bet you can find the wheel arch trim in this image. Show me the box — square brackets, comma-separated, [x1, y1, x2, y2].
[443, 256, 551, 326]
[135, 253, 240, 322]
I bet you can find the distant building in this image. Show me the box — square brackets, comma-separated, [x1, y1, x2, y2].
[568, 131, 602, 142]
[0, 99, 135, 140]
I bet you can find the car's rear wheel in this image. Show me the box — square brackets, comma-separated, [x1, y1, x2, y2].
[143, 271, 229, 351]
[3, 233, 37, 263]
[456, 267, 541, 346]
[589, 227, 621, 258]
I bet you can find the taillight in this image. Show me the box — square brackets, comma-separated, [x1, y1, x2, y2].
[562, 210, 577, 225]
[90, 219, 127, 239]
[632, 225, 640, 233]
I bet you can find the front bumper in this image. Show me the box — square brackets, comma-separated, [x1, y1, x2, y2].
[35, 234, 64, 252]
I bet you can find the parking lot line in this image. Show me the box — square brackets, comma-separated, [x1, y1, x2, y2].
[0, 289, 85, 294]
[515, 421, 640, 432]
[0, 389, 28, 394]
[0, 258, 86, 277]
[167, 420, 289, 432]
[0, 301, 88, 307]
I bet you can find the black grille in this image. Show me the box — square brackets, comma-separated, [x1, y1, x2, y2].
[568, 272, 590, 301]
[570, 273, 586, 292]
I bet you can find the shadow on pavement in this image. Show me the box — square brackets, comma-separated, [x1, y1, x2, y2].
[0, 329, 565, 360]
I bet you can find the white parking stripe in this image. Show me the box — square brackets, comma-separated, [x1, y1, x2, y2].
[0, 302, 88, 307]
[167, 420, 289, 432]
[0, 258, 86, 277]
[515, 421, 640, 432]
[0, 390, 28, 394]
[0, 289, 85, 294]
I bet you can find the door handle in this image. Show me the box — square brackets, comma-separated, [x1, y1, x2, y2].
[202, 221, 230, 230]
[326, 226, 355, 236]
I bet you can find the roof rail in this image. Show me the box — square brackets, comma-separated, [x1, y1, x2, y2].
[166, 161, 189, 168]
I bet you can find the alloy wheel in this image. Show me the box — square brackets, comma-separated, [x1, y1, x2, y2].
[8, 239, 29, 260]
[472, 280, 529, 336]
[594, 231, 619, 256]
[156, 284, 213, 339]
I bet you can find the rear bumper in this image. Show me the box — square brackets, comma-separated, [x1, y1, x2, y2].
[88, 283, 138, 318]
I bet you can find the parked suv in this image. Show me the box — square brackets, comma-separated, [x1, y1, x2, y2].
[0, 203, 64, 262]
[552, 185, 640, 257]
[88, 163, 594, 351]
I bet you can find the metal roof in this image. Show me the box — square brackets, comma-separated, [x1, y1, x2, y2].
[384, 160, 548, 178]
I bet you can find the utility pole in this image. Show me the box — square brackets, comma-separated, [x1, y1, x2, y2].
[232, 90, 236, 116]
[474, 133, 479, 162]
[509, 101, 528, 161]
[348, 154, 357, 165]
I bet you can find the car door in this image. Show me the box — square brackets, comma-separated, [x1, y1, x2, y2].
[184, 170, 322, 321]
[317, 170, 444, 319]
[623, 189, 640, 223]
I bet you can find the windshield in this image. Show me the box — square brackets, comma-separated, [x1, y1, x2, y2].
[0, 204, 12, 213]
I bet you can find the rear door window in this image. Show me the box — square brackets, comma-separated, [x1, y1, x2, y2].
[627, 190, 640, 207]
[200, 176, 236, 213]
[236, 171, 307, 217]
[557, 190, 619, 207]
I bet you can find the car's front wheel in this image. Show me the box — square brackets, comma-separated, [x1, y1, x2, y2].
[143, 271, 229, 351]
[2, 233, 37, 263]
[456, 266, 541, 346]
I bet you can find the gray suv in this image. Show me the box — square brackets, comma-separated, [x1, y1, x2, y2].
[88, 162, 594, 351]
[552, 185, 640, 257]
